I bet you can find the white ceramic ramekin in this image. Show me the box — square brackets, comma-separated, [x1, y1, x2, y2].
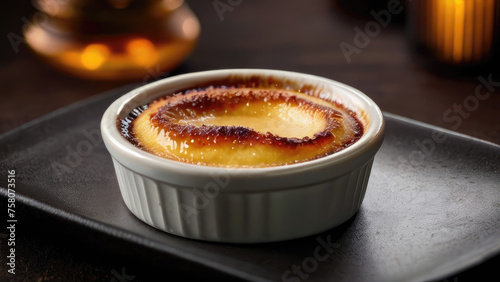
[101, 69, 385, 243]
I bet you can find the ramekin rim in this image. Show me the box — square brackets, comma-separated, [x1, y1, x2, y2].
[101, 68, 385, 178]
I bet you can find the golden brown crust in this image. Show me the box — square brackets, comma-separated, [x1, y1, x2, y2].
[130, 87, 363, 167]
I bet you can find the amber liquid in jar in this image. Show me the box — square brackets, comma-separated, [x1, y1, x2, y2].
[24, 0, 200, 81]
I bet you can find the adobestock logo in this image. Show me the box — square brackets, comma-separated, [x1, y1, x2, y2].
[213, 0, 244, 22]
[281, 234, 340, 282]
[398, 73, 498, 168]
[179, 170, 231, 224]
[51, 128, 102, 175]
[142, 63, 169, 85]
[110, 267, 135, 282]
[443, 74, 499, 130]
[7, 0, 70, 54]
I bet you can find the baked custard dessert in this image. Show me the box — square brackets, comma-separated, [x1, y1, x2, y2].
[120, 78, 363, 168]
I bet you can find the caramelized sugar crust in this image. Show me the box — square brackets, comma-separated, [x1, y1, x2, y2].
[129, 85, 363, 168]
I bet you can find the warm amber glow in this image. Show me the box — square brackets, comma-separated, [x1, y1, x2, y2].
[182, 17, 200, 40]
[23, 0, 201, 80]
[418, 0, 496, 64]
[435, 0, 444, 56]
[125, 38, 159, 66]
[24, 24, 64, 56]
[60, 51, 81, 68]
[162, 0, 183, 11]
[473, 0, 484, 61]
[81, 44, 110, 70]
[452, 0, 465, 63]
[463, 0, 475, 62]
[443, 0, 454, 61]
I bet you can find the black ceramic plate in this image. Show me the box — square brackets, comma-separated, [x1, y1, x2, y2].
[1, 85, 499, 282]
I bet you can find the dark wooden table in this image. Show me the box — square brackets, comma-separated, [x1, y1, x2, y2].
[1, 0, 499, 281]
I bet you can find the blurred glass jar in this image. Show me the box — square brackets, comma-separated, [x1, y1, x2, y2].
[24, 0, 200, 81]
[407, 0, 500, 67]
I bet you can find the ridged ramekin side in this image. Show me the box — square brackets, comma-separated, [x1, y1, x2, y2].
[111, 157, 375, 243]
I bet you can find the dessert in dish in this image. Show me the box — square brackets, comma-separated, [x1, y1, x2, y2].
[121, 77, 364, 168]
[102, 69, 385, 243]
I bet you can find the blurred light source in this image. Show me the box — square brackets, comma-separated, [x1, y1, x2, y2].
[125, 38, 159, 67]
[408, 0, 500, 67]
[24, 0, 200, 81]
[81, 44, 110, 70]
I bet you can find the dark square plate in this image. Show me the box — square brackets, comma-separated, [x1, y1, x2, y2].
[1, 84, 499, 282]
